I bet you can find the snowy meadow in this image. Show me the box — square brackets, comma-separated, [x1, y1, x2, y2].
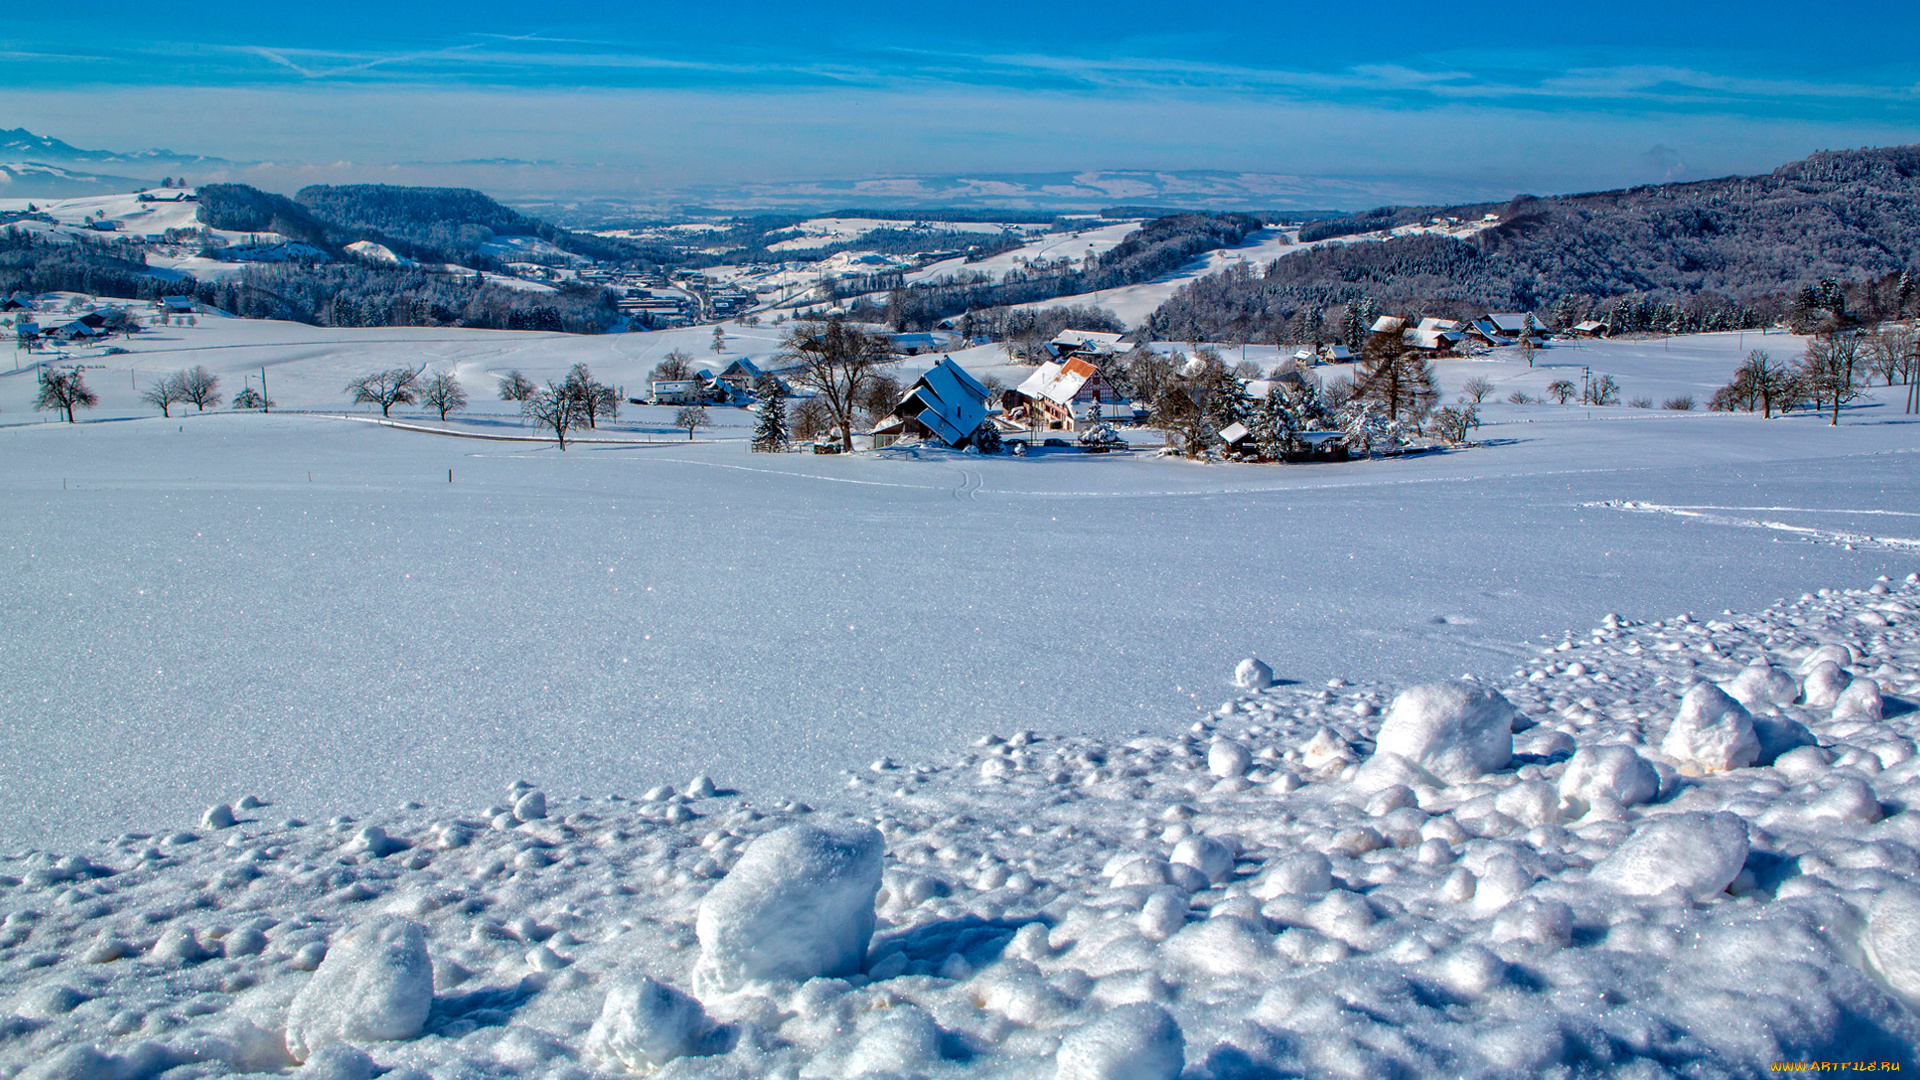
[0, 318, 1917, 1076]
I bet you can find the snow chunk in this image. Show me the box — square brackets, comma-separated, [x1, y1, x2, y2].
[1593, 811, 1749, 901]
[584, 974, 708, 1072]
[1801, 660, 1852, 708]
[1170, 835, 1234, 883]
[1725, 661, 1799, 709]
[694, 822, 883, 991]
[202, 804, 236, 829]
[285, 916, 432, 1062]
[1559, 746, 1659, 810]
[1251, 852, 1332, 899]
[1834, 677, 1884, 722]
[844, 1007, 941, 1076]
[1865, 886, 1920, 1008]
[1233, 658, 1273, 690]
[1662, 684, 1759, 773]
[1371, 682, 1516, 783]
[1055, 1002, 1185, 1080]
[1207, 740, 1251, 778]
[1798, 643, 1856, 673]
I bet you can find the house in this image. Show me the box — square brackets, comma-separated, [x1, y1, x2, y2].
[0, 296, 29, 313]
[1403, 317, 1464, 353]
[1369, 316, 1406, 336]
[870, 357, 992, 448]
[890, 332, 958, 356]
[85, 219, 120, 232]
[713, 358, 765, 398]
[45, 320, 104, 342]
[1469, 313, 1547, 345]
[162, 296, 196, 316]
[1570, 320, 1608, 337]
[136, 190, 197, 203]
[14, 321, 39, 344]
[1218, 422, 1252, 453]
[650, 379, 711, 405]
[999, 356, 1129, 431]
[1321, 344, 1354, 363]
[1045, 330, 1125, 360]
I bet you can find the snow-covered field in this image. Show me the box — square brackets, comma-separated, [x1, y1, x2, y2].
[2, 319, 1919, 1075]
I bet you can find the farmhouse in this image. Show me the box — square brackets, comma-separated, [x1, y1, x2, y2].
[999, 356, 1130, 431]
[650, 379, 710, 405]
[870, 357, 992, 448]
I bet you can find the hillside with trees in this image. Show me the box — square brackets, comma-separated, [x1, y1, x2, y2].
[1146, 144, 1920, 343]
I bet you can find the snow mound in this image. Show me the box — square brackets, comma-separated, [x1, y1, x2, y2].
[1865, 886, 1920, 1007]
[1559, 745, 1659, 810]
[583, 974, 709, 1072]
[1055, 1002, 1186, 1080]
[284, 916, 432, 1062]
[1725, 660, 1799, 709]
[694, 821, 883, 991]
[1593, 811, 1749, 900]
[1371, 681, 1515, 783]
[1233, 658, 1273, 690]
[1661, 683, 1759, 773]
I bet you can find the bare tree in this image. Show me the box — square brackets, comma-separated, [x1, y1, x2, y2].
[1546, 379, 1577, 404]
[791, 396, 832, 442]
[649, 349, 695, 384]
[230, 385, 270, 411]
[497, 369, 536, 403]
[1459, 376, 1495, 405]
[178, 365, 220, 411]
[778, 320, 900, 453]
[1867, 328, 1916, 387]
[527, 380, 590, 449]
[420, 371, 468, 420]
[675, 405, 709, 440]
[36, 366, 99, 423]
[346, 365, 426, 417]
[1797, 331, 1865, 426]
[140, 372, 186, 417]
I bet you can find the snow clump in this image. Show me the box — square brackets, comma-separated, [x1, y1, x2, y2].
[583, 974, 710, 1072]
[1592, 811, 1750, 900]
[1661, 683, 1759, 773]
[284, 915, 433, 1062]
[1370, 681, 1515, 782]
[1054, 1002, 1186, 1080]
[1233, 657, 1273, 690]
[694, 821, 884, 991]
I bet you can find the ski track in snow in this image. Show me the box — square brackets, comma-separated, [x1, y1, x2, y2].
[1590, 500, 1920, 552]
[2, 581, 1919, 1076]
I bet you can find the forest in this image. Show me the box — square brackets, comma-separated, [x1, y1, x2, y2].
[1147, 144, 1920, 344]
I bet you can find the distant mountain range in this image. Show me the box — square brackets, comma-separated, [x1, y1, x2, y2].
[0, 126, 1510, 213]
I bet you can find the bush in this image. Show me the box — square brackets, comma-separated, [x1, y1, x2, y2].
[1629, 397, 1653, 409]
[1662, 395, 1696, 410]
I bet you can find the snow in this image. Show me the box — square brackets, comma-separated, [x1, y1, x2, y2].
[582, 974, 709, 1072]
[1591, 811, 1751, 900]
[692, 822, 884, 992]
[284, 916, 434, 1061]
[1, 316, 1920, 1072]
[1053, 1003, 1185, 1080]
[1662, 683, 1762, 773]
[1370, 682, 1516, 783]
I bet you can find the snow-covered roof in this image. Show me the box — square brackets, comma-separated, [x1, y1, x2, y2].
[1573, 320, 1606, 333]
[1048, 330, 1124, 354]
[1487, 313, 1533, 333]
[1370, 316, 1406, 334]
[1403, 326, 1463, 350]
[888, 357, 989, 446]
[717, 358, 763, 381]
[1218, 421, 1250, 445]
[1014, 357, 1099, 408]
[1417, 317, 1461, 333]
[1324, 345, 1354, 361]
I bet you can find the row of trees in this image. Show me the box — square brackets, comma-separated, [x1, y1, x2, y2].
[1708, 329, 1919, 422]
[495, 363, 621, 449]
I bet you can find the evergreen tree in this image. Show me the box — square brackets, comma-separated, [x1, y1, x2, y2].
[752, 384, 790, 452]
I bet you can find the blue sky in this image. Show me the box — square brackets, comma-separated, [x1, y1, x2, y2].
[5, 1, 1920, 205]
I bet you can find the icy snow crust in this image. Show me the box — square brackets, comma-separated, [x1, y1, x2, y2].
[2, 583, 1920, 1075]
